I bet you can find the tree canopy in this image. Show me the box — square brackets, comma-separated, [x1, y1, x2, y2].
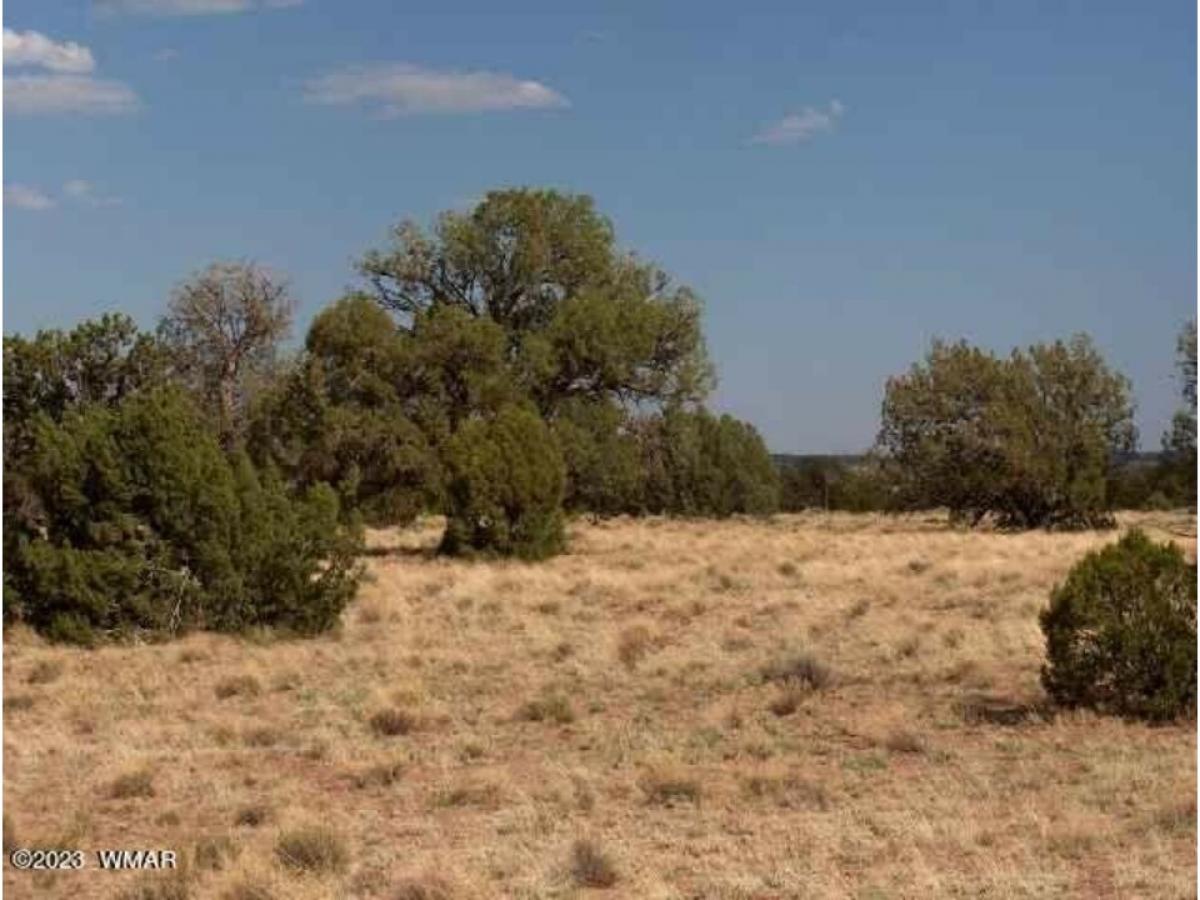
[878, 335, 1135, 528]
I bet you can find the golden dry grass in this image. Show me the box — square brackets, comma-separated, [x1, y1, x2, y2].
[4, 511, 1196, 899]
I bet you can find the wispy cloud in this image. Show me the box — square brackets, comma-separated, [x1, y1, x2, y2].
[4, 180, 123, 210]
[6, 74, 140, 115]
[3, 29, 95, 73]
[4, 28, 139, 116]
[96, 0, 300, 15]
[751, 99, 845, 146]
[303, 63, 569, 116]
[4, 184, 55, 211]
[63, 179, 123, 206]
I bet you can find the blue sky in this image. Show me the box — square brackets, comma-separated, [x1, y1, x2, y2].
[4, 0, 1195, 453]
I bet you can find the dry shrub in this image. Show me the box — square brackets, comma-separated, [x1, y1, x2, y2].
[741, 773, 829, 810]
[222, 880, 274, 900]
[26, 660, 63, 685]
[118, 873, 192, 900]
[393, 875, 456, 900]
[517, 694, 575, 725]
[884, 730, 926, 754]
[242, 727, 280, 748]
[760, 651, 833, 691]
[369, 708, 416, 737]
[109, 768, 155, 799]
[349, 759, 405, 789]
[274, 825, 348, 874]
[433, 781, 501, 809]
[639, 770, 701, 806]
[233, 803, 272, 827]
[193, 834, 240, 871]
[6, 694, 36, 712]
[214, 675, 261, 700]
[617, 625, 653, 669]
[570, 838, 619, 888]
[768, 685, 806, 717]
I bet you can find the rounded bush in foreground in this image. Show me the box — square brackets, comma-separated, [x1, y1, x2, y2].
[1040, 529, 1196, 722]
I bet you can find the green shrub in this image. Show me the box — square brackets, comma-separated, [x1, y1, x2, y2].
[4, 387, 362, 643]
[440, 405, 566, 560]
[1040, 529, 1196, 721]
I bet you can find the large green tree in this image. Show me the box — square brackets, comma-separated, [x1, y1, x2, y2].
[878, 335, 1135, 528]
[358, 188, 713, 412]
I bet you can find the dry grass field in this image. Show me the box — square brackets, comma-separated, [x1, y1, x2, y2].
[3, 511, 1196, 900]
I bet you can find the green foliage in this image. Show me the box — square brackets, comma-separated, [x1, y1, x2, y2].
[1040, 530, 1196, 721]
[3, 313, 172, 453]
[552, 397, 643, 516]
[248, 297, 443, 526]
[1158, 320, 1197, 507]
[4, 369, 362, 643]
[636, 408, 779, 516]
[359, 188, 713, 411]
[440, 406, 566, 560]
[878, 335, 1135, 528]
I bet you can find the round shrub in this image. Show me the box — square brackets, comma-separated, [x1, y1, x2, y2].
[440, 405, 566, 560]
[1040, 529, 1196, 721]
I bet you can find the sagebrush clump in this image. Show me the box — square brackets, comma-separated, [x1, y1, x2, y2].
[1040, 529, 1196, 721]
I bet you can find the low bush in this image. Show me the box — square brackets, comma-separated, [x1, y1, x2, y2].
[1040, 529, 1196, 721]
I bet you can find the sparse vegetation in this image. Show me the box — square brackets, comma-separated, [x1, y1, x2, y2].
[233, 803, 271, 828]
[107, 768, 155, 800]
[760, 650, 833, 691]
[3, 512, 1195, 898]
[274, 825, 348, 875]
[368, 707, 416, 737]
[516, 693, 576, 725]
[570, 838, 619, 888]
[639, 769, 702, 806]
[214, 675, 262, 700]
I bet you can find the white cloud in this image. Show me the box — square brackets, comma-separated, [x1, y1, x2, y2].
[4, 183, 55, 210]
[96, 0, 300, 14]
[303, 63, 569, 116]
[63, 179, 123, 206]
[5, 74, 140, 115]
[3, 29, 95, 73]
[751, 99, 845, 146]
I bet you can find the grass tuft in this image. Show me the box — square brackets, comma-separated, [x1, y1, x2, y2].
[570, 838, 619, 888]
[274, 825, 348, 875]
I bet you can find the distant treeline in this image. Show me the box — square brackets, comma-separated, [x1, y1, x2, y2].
[773, 450, 1195, 515]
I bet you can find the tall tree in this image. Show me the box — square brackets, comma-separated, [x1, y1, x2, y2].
[878, 335, 1135, 528]
[159, 261, 294, 442]
[357, 189, 713, 412]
